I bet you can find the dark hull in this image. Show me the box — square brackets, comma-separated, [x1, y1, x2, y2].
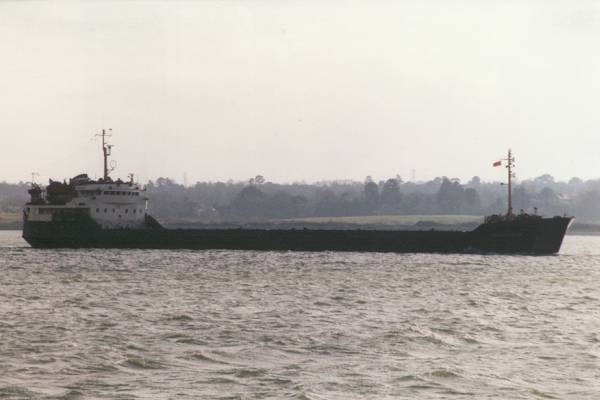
[22, 216, 573, 255]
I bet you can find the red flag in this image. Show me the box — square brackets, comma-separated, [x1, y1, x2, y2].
[493, 160, 502, 167]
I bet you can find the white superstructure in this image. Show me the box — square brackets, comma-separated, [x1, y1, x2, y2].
[24, 129, 149, 229]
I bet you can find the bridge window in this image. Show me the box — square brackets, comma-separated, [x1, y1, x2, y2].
[96, 208, 99, 213]
[113, 209, 115, 213]
[125, 209, 128, 214]
[104, 209, 107, 213]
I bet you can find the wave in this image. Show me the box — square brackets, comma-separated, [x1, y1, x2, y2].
[122, 355, 164, 370]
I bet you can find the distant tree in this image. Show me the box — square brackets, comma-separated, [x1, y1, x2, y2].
[468, 176, 481, 186]
[485, 197, 506, 215]
[236, 185, 264, 203]
[512, 186, 531, 213]
[401, 191, 431, 214]
[380, 178, 401, 210]
[538, 187, 558, 202]
[314, 189, 342, 216]
[266, 190, 306, 218]
[534, 174, 555, 188]
[436, 178, 464, 214]
[232, 185, 266, 217]
[463, 188, 481, 212]
[574, 190, 600, 221]
[535, 187, 559, 214]
[363, 180, 380, 211]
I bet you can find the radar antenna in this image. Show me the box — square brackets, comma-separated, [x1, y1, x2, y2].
[95, 129, 114, 179]
[30, 172, 39, 185]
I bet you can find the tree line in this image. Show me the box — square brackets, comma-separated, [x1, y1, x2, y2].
[3, 174, 600, 222]
[144, 174, 600, 222]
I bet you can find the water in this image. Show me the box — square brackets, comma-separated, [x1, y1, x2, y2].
[1, 231, 600, 399]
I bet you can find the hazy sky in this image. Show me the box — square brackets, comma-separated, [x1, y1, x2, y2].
[1, 1, 599, 184]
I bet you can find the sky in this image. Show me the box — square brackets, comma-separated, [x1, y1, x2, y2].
[1, 1, 599, 185]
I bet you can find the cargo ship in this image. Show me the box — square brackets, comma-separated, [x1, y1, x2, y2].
[22, 130, 573, 254]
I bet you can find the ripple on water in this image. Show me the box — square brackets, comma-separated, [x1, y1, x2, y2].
[427, 369, 462, 378]
[0, 386, 40, 399]
[183, 351, 227, 364]
[122, 355, 164, 370]
[165, 314, 194, 321]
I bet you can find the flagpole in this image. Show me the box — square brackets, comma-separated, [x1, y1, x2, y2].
[507, 149, 513, 218]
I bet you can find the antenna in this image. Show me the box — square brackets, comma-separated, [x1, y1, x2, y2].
[95, 128, 114, 179]
[31, 172, 39, 185]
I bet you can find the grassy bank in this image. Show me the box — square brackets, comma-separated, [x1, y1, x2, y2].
[283, 214, 484, 226]
[0, 212, 20, 223]
[0, 212, 21, 230]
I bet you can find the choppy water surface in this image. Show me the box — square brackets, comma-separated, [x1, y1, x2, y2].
[1, 231, 600, 399]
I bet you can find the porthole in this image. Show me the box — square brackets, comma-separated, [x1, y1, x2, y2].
[96, 208, 100, 213]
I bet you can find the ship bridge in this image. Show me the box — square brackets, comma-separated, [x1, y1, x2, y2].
[25, 178, 148, 229]
[23, 129, 149, 229]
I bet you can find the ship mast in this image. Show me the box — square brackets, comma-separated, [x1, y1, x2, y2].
[506, 149, 515, 218]
[97, 129, 113, 180]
